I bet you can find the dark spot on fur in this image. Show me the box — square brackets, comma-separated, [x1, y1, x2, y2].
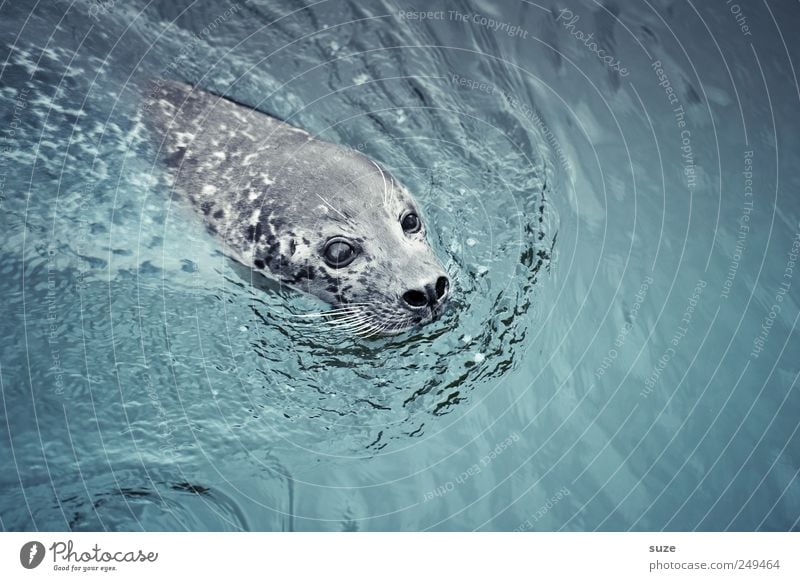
[288, 239, 296, 256]
[254, 259, 266, 269]
[200, 201, 214, 215]
[213, 209, 225, 220]
[165, 146, 186, 168]
[297, 266, 315, 280]
[266, 251, 291, 271]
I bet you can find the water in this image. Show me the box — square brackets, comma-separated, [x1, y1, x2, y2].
[0, 0, 798, 531]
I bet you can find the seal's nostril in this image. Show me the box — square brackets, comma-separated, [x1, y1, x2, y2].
[404, 276, 449, 310]
[403, 289, 428, 308]
[435, 276, 449, 300]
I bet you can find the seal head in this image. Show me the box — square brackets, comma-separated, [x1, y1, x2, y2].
[146, 81, 450, 335]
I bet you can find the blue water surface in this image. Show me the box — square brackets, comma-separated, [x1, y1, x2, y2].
[0, 0, 798, 531]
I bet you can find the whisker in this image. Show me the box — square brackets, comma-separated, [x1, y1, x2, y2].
[385, 320, 404, 335]
[286, 301, 422, 339]
[366, 309, 412, 337]
[298, 308, 369, 326]
[387, 314, 416, 335]
[293, 310, 360, 320]
[347, 319, 378, 334]
[291, 303, 374, 319]
[315, 192, 349, 222]
[327, 315, 372, 329]
[344, 313, 385, 334]
[319, 319, 368, 330]
[363, 322, 390, 338]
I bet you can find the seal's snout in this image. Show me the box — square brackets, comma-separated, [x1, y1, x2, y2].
[402, 274, 450, 312]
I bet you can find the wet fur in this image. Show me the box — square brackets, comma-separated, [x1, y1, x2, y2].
[145, 81, 448, 335]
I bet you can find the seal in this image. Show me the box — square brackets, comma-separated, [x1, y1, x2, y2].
[145, 81, 450, 336]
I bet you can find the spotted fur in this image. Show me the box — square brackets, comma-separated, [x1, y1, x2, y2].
[145, 81, 449, 335]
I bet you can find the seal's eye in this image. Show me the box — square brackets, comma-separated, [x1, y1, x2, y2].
[401, 212, 421, 233]
[323, 238, 357, 268]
